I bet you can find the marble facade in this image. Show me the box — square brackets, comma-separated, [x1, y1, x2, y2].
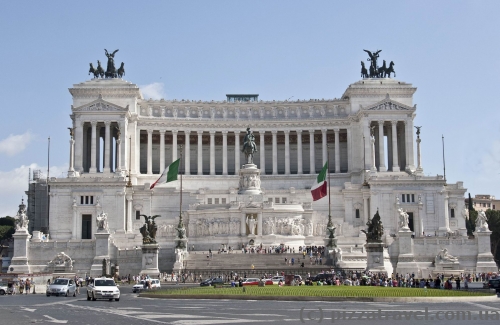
[15, 76, 497, 276]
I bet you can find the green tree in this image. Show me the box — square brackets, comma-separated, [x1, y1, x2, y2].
[485, 209, 500, 267]
[466, 193, 477, 236]
[0, 216, 15, 256]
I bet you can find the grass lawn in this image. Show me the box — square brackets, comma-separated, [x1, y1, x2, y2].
[148, 286, 492, 297]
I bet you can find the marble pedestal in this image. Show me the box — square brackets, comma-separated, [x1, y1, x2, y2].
[365, 242, 388, 274]
[8, 229, 31, 274]
[395, 229, 418, 274]
[140, 244, 160, 276]
[474, 230, 498, 273]
[90, 230, 111, 277]
[238, 164, 262, 195]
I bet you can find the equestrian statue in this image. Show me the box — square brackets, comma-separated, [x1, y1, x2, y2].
[242, 127, 257, 164]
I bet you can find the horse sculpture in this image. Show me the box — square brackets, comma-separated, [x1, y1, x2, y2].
[242, 128, 257, 164]
[384, 61, 395, 78]
[377, 60, 387, 78]
[360, 61, 368, 78]
[89, 63, 98, 78]
[117, 62, 125, 78]
[96, 61, 105, 78]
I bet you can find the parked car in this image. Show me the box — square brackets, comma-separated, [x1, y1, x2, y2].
[0, 285, 7, 295]
[200, 277, 225, 287]
[242, 278, 273, 286]
[133, 279, 161, 293]
[488, 278, 500, 293]
[46, 278, 77, 297]
[87, 277, 120, 301]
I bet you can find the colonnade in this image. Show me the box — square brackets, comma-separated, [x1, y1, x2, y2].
[139, 128, 350, 176]
[372, 120, 415, 172]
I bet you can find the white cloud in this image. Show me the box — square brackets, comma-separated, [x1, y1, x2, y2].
[0, 163, 67, 218]
[0, 132, 33, 156]
[139, 82, 166, 100]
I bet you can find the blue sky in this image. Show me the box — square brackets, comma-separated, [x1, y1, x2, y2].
[0, 1, 499, 217]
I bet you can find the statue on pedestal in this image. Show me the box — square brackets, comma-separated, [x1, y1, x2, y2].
[96, 211, 109, 231]
[361, 210, 384, 243]
[139, 215, 161, 244]
[15, 199, 29, 231]
[435, 248, 458, 264]
[397, 208, 410, 229]
[476, 211, 489, 231]
[242, 128, 257, 164]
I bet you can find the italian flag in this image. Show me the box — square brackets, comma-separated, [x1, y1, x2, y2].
[311, 161, 328, 201]
[150, 158, 180, 189]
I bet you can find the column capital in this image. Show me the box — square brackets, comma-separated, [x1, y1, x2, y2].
[259, 130, 265, 135]
[308, 129, 315, 134]
[234, 130, 242, 134]
[209, 130, 216, 135]
[172, 130, 178, 135]
[197, 130, 204, 135]
[321, 128, 327, 133]
[147, 129, 153, 135]
[378, 120, 385, 125]
[391, 120, 398, 125]
[271, 130, 278, 135]
[284, 130, 290, 135]
[184, 129, 191, 134]
[159, 130, 166, 135]
[104, 121, 111, 126]
[91, 121, 97, 127]
[296, 129, 302, 134]
[221, 130, 228, 135]
[333, 128, 340, 133]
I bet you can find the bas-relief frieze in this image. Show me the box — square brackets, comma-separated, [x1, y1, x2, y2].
[135, 121, 352, 130]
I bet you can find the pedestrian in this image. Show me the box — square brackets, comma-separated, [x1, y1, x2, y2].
[455, 277, 461, 290]
[25, 278, 31, 294]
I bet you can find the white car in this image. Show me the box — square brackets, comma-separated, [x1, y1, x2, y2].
[132, 279, 161, 293]
[0, 285, 7, 295]
[87, 277, 120, 301]
[271, 276, 284, 284]
[46, 278, 77, 297]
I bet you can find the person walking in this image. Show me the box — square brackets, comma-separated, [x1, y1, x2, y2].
[25, 278, 31, 294]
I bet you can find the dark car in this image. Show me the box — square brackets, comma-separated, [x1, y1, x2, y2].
[308, 273, 331, 282]
[200, 277, 224, 287]
[488, 279, 500, 293]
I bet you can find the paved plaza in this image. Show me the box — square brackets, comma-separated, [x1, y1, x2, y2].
[0, 284, 499, 325]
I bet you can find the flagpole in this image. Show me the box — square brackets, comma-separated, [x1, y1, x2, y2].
[179, 145, 183, 219]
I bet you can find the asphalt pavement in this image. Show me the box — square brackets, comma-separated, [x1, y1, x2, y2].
[0, 284, 499, 325]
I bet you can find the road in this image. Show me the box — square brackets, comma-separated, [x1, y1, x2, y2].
[0, 284, 499, 325]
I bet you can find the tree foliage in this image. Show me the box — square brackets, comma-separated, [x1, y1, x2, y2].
[485, 209, 500, 267]
[0, 217, 15, 257]
[0, 216, 15, 227]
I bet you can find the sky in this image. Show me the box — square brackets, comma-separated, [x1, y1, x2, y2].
[0, 1, 499, 217]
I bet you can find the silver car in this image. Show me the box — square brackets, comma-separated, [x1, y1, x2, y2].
[46, 278, 77, 297]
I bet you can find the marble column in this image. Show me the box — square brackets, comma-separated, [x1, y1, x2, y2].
[147, 129, 153, 174]
[197, 131, 203, 175]
[234, 131, 240, 173]
[257, 213, 263, 236]
[334, 128, 340, 173]
[240, 214, 246, 236]
[370, 135, 377, 172]
[126, 194, 133, 233]
[272, 130, 278, 175]
[406, 119, 415, 171]
[297, 130, 303, 174]
[222, 131, 228, 175]
[210, 131, 215, 175]
[391, 120, 399, 171]
[72, 202, 77, 239]
[363, 197, 369, 222]
[184, 130, 190, 175]
[321, 129, 327, 166]
[284, 130, 290, 175]
[416, 135, 423, 173]
[104, 121, 111, 173]
[347, 127, 352, 173]
[159, 130, 165, 172]
[68, 134, 76, 177]
[309, 129, 316, 174]
[260, 132, 265, 174]
[115, 137, 122, 175]
[74, 121, 83, 173]
[172, 130, 178, 162]
[90, 121, 97, 173]
[378, 121, 386, 172]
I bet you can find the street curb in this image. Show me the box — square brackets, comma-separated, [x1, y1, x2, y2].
[138, 294, 498, 303]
